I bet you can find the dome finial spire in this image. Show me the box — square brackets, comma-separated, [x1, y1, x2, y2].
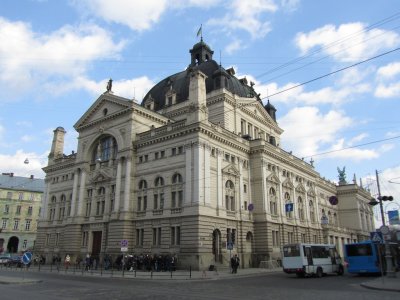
[196, 24, 203, 41]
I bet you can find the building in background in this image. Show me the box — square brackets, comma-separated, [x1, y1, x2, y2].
[35, 40, 374, 270]
[0, 173, 44, 254]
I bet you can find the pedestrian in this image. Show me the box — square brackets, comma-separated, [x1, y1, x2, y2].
[231, 254, 240, 274]
[85, 254, 91, 271]
[64, 254, 71, 270]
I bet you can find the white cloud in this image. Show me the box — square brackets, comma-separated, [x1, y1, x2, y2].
[278, 106, 353, 157]
[375, 82, 400, 98]
[74, 0, 168, 31]
[327, 138, 379, 161]
[21, 135, 34, 143]
[0, 150, 47, 178]
[207, 0, 277, 40]
[225, 39, 243, 55]
[280, 0, 299, 12]
[348, 133, 368, 146]
[377, 61, 400, 79]
[0, 17, 124, 99]
[295, 23, 400, 62]
[62, 76, 156, 102]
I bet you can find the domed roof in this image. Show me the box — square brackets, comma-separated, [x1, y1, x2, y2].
[142, 40, 261, 111]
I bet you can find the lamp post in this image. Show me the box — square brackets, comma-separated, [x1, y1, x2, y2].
[368, 170, 396, 278]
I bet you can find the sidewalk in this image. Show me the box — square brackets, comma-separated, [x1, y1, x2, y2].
[0, 265, 281, 283]
[360, 274, 400, 292]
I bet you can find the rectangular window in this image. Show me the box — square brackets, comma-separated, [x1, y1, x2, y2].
[16, 205, 21, 215]
[160, 193, 164, 209]
[171, 192, 176, 208]
[13, 219, 19, 230]
[153, 227, 161, 246]
[25, 220, 31, 231]
[55, 233, 60, 246]
[28, 206, 33, 215]
[144, 155, 148, 162]
[136, 229, 144, 246]
[7, 192, 12, 199]
[178, 146, 183, 154]
[4, 204, 9, 214]
[178, 191, 183, 207]
[2, 219, 7, 229]
[153, 194, 158, 209]
[138, 196, 142, 211]
[171, 148, 176, 156]
[46, 234, 50, 246]
[155, 152, 159, 160]
[143, 196, 147, 210]
[170, 226, 181, 245]
[171, 227, 175, 245]
[244, 201, 248, 211]
[160, 150, 165, 158]
[18, 192, 24, 200]
[139, 156, 143, 163]
[23, 240, 27, 249]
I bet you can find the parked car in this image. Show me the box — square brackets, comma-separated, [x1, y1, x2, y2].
[0, 255, 11, 265]
[7, 255, 23, 267]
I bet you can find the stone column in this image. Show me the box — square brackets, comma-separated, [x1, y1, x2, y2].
[41, 179, 51, 220]
[77, 168, 86, 216]
[217, 150, 223, 209]
[123, 158, 131, 211]
[193, 143, 202, 203]
[185, 145, 192, 204]
[204, 145, 211, 205]
[70, 169, 79, 217]
[114, 159, 122, 212]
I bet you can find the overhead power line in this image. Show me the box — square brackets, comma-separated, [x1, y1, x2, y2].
[302, 135, 400, 159]
[262, 46, 400, 100]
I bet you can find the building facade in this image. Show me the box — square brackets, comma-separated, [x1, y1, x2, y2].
[0, 173, 44, 254]
[35, 40, 374, 270]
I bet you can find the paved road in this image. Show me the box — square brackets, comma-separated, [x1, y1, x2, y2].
[0, 269, 398, 300]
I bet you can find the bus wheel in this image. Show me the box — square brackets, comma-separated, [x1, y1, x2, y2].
[337, 265, 344, 276]
[316, 267, 323, 278]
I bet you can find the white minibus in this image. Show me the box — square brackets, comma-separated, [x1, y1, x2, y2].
[282, 243, 344, 277]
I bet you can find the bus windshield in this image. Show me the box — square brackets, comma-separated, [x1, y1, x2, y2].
[283, 245, 300, 257]
[346, 244, 373, 256]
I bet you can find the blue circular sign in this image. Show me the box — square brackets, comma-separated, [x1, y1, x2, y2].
[22, 252, 32, 265]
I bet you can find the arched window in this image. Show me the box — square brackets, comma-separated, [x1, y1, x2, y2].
[172, 173, 182, 184]
[154, 176, 165, 210]
[137, 180, 147, 212]
[139, 180, 147, 190]
[155, 176, 164, 187]
[171, 173, 183, 208]
[269, 187, 277, 215]
[225, 180, 235, 211]
[92, 135, 117, 162]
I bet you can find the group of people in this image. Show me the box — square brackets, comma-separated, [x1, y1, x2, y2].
[113, 253, 177, 272]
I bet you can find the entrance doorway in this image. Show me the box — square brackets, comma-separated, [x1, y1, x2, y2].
[91, 231, 102, 259]
[212, 229, 222, 263]
[7, 236, 19, 253]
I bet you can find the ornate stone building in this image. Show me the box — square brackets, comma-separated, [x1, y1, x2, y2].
[0, 173, 44, 254]
[35, 39, 374, 269]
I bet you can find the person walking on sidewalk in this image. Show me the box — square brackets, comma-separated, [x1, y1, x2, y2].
[231, 254, 240, 274]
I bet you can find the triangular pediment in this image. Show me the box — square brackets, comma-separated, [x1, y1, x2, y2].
[222, 164, 240, 176]
[282, 178, 294, 189]
[307, 189, 316, 197]
[296, 183, 306, 194]
[89, 168, 113, 183]
[266, 173, 280, 184]
[74, 93, 132, 130]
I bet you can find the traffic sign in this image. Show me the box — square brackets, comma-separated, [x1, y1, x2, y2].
[22, 252, 32, 265]
[120, 239, 128, 247]
[285, 203, 293, 212]
[121, 247, 128, 252]
[380, 225, 390, 235]
[227, 242, 233, 250]
[370, 231, 383, 243]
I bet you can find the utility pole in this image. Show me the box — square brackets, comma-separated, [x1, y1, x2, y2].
[375, 170, 396, 278]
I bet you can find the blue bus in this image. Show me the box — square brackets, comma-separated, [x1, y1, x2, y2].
[344, 241, 385, 275]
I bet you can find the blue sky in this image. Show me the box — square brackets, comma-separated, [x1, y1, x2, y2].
[1, 0, 399, 224]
